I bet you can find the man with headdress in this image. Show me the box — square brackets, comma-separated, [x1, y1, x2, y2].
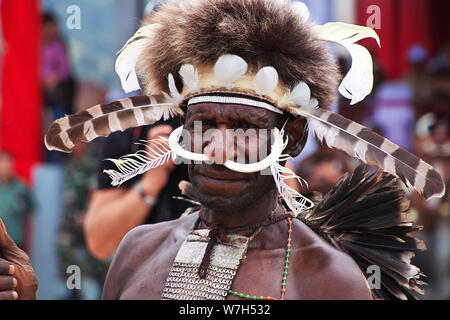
[0, 0, 445, 300]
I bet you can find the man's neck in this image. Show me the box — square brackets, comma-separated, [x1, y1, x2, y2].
[199, 189, 279, 229]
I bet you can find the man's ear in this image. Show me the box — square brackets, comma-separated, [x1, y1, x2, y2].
[283, 115, 308, 158]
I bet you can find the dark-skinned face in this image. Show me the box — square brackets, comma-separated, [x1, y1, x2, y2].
[184, 103, 284, 213]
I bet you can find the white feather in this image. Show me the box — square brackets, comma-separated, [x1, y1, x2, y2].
[103, 138, 174, 186]
[305, 97, 319, 110]
[314, 22, 381, 105]
[146, 104, 182, 122]
[252, 66, 279, 95]
[290, 81, 311, 107]
[213, 54, 248, 88]
[270, 161, 314, 217]
[163, 73, 184, 106]
[115, 24, 161, 93]
[291, 1, 310, 20]
[307, 118, 328, 142]
[179, 64, 199, 91]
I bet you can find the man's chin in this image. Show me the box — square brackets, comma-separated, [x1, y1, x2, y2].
[196, 192, 253, 213]
[192, 176, 254, 212]
[194, 175, 249, 198]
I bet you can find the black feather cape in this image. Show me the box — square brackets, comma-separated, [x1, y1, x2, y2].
[299, 164, 426, 300]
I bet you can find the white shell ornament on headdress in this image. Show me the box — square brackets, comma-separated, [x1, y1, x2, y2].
[213, 54, 248, 88]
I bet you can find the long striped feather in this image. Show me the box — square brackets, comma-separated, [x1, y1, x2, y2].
[293, 107, 445, 200]
[44, 95, 181, 153]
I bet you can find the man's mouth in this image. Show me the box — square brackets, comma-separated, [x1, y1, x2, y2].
[196, 165, 247, 181]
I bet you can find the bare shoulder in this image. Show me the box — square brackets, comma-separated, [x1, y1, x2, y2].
[291, 218, 373, 300]
[102, 213, 198, 299]
[116, 212, 198, 255]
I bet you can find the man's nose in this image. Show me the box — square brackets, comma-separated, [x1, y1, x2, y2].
[204, 127, 239, 165]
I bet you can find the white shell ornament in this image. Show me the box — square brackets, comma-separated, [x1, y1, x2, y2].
[213, 54, 248, 88]
[179, 64, 199, 91]
[253, 66, 279, 96]
[290, 81, 311, 107]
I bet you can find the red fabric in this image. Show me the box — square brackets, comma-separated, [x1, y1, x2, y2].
[0, 0, 42, 185]
[356, 0, 397, 79]
[356, 0, 439, 80]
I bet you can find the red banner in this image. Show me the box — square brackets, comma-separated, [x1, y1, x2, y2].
[357, 0, 433, 79]
[0, 0, 42, 184]
[356, 0, 449, 80]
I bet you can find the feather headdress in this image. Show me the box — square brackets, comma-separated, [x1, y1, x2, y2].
[45, 0, 444, 200]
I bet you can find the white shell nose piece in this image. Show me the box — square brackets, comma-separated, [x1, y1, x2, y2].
[168, 125, 285, 173]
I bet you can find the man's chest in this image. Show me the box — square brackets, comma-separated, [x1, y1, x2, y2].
[117, 244, 322, 300]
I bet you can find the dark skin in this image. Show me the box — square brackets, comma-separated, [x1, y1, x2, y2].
[102, 103, 372, 300]
[0, 219, 38, 300]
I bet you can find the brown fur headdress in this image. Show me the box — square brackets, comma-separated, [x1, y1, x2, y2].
[137, 0, 338, 109]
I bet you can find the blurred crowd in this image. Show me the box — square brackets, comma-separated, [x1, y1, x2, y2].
[0, 6, 448, 300]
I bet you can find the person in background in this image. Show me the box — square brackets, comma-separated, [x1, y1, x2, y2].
[57, 142, 109, 299]
[370, 44, 435, 152]
[411, 109, 450, 300]
[80, 2, 191, 262]
[0, 151, 33, 250]
[42, 11, 76, 163]
[405, 44, 432, 116]
[286, 147, 353, 196]
[371, 81, 415, 151]
[83, 119, 190, 261]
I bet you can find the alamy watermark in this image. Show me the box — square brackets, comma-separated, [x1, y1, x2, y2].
[366, 264, 381, 290]
[66, 265, 81, 290]
[66, 5, 81, 30]
[366, 5, 381, 30]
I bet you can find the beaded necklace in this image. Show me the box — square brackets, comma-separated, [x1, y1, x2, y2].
[227, 202, 293, 300]
[161, 202, 294, 300]
[198, 208, 290, 279]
